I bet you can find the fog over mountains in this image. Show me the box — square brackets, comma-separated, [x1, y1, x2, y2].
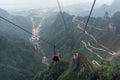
[6, 0, 119, 17]
[0, 0, 120, 80]
[64, 0, 120, 16]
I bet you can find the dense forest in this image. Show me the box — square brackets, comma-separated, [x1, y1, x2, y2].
[0, 0, 120, 80]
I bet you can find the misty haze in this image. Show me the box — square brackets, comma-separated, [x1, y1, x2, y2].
[0, 0, 120, 80]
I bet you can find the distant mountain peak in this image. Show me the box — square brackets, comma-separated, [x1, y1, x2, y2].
[57, 11, 71, 17]
[111, 0, 120, 6]
[0, 8, 9, 17]
[113, 0, 120, 3]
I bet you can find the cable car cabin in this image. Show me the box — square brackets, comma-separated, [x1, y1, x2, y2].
[53, 53, 61, 61]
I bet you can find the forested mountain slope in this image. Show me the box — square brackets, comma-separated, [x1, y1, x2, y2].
[38, 11, 120, 64]
[0, 8, 32, 39]
[34, 53, 120, 80]
[0, 35, 46, 80]
[0, 7, 120, 80]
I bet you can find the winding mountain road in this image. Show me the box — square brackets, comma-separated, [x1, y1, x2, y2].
[72, 16, 116, 56]
[107, 50, 120, 61]
[72, 16, 119, 66]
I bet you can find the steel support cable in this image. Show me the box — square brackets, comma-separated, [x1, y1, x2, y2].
[0, 16, 54, 46]
[57, 0, 69, 32]
[56, 0, 97, 52]
[0, 0, 96, 54]
[73, 0, 97, 52]
[80, 0, 97, 40]
[56, 0, 75, 51]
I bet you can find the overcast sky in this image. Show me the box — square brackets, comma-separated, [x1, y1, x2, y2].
[0, 0, 113, 10]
